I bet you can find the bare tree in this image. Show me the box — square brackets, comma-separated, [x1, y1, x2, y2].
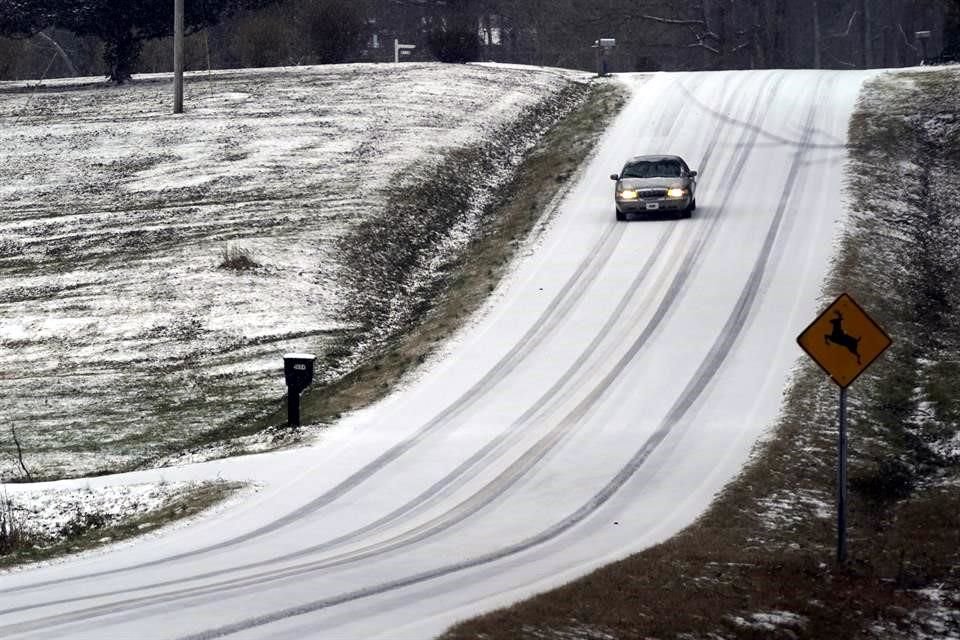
[10, 427, 32, 483]
[861, 0, 873, 66]
[1, 0, 953, 79]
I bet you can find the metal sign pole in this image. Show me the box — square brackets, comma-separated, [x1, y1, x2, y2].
[837, 385, 848, 564]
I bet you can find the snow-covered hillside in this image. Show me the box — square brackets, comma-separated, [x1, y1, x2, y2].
[0, 63, 587, 480]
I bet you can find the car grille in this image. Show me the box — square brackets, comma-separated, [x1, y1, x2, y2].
[638, 188, 668, 198]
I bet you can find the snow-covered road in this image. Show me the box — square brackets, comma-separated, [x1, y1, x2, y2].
[0, 68, 878, 639]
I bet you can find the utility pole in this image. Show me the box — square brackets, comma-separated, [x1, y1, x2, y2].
[812, 0, 822, 69]
[861, 0, 872, 68]
[174, 0, 184, 114]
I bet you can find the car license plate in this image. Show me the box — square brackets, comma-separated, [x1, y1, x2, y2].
[645, 203, 660, 210]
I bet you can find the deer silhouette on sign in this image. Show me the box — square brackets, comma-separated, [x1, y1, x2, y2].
[825, 311, 861, 364]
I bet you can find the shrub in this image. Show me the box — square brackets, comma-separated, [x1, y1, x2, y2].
[218, 244, 259, 271]
[0, 490, 28, 555]
[58, 506, 108, 538]
[426, 27, 480, 63]
[851, 457, 917, 503]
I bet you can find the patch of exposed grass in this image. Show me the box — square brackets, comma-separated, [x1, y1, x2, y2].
[439, 69, 960, 640]
[0, 481, 242, 569]
[0, 490, 29, 556]
[299, 83, 626, 429]
[218, 244, 259, 271]
[153, 80, 629, 458]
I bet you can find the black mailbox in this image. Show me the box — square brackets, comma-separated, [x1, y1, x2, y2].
[284, 353, 316, 427]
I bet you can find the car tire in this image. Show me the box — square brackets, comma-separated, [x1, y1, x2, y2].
[691, 198, 697, 211]
[682, 200, 695, 219]
[616, 209, 626, 221]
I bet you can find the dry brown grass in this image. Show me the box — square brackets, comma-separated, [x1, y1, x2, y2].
[218, 244, 259, 271]
[0, 488, 30, 556]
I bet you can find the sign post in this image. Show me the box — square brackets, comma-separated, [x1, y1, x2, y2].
[797, 293, 891, 564]
[394, 39, 416, 63]
[837, 384, 848, 562]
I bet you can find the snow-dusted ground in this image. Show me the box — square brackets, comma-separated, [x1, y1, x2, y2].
[0, 67, 883, 639]
[2, 480, 242, 545]
[0, 63, 586, 479]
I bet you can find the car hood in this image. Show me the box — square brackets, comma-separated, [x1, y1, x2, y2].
[618, 177, 691, 189]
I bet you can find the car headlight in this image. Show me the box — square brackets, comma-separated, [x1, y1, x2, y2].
[667, 188, 687, 199]
[618, 189, 638, 200]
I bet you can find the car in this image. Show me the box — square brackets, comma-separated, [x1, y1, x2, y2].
[610, 155, 697, 221]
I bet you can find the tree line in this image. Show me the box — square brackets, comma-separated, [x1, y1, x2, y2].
[1, 0, 958, 83]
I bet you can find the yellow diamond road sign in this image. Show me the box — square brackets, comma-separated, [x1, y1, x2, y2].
[797, 293, 892, 389]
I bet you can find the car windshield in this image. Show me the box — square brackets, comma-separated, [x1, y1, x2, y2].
[621, 160, 683, 179]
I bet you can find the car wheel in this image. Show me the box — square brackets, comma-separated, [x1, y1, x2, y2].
[691, 198, 697, 211]
[616, 209, 626, 221]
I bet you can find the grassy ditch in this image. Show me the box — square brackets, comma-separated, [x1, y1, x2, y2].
[300, 81, 628, 428]
[161, 80, 629, 459]
[439, 69, 960, 640]
[0, 481, 242, 569]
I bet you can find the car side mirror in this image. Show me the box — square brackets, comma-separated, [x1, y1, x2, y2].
[610, 174, 620, 181]
[689, 171, 698, 177]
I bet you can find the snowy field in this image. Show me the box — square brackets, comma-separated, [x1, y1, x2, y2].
[0, 63, 585, 480]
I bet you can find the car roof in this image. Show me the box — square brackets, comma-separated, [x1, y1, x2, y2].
[624, 155, 686, 164]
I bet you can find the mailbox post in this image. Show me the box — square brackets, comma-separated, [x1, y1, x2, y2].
[916, 30, 931, 64]
[283, 353, 316, 427]
[593, 38, 616, 77]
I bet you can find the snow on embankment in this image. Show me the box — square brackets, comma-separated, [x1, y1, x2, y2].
[0, 63, 588, 480]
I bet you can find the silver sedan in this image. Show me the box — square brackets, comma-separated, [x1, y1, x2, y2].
[611, 155, 698, 220]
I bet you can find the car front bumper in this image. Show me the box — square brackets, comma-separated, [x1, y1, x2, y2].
[616, 195, 691, 215]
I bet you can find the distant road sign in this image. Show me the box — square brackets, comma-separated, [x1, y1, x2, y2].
[394, 40, 416, 63]
[797, 293, 892, 388]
